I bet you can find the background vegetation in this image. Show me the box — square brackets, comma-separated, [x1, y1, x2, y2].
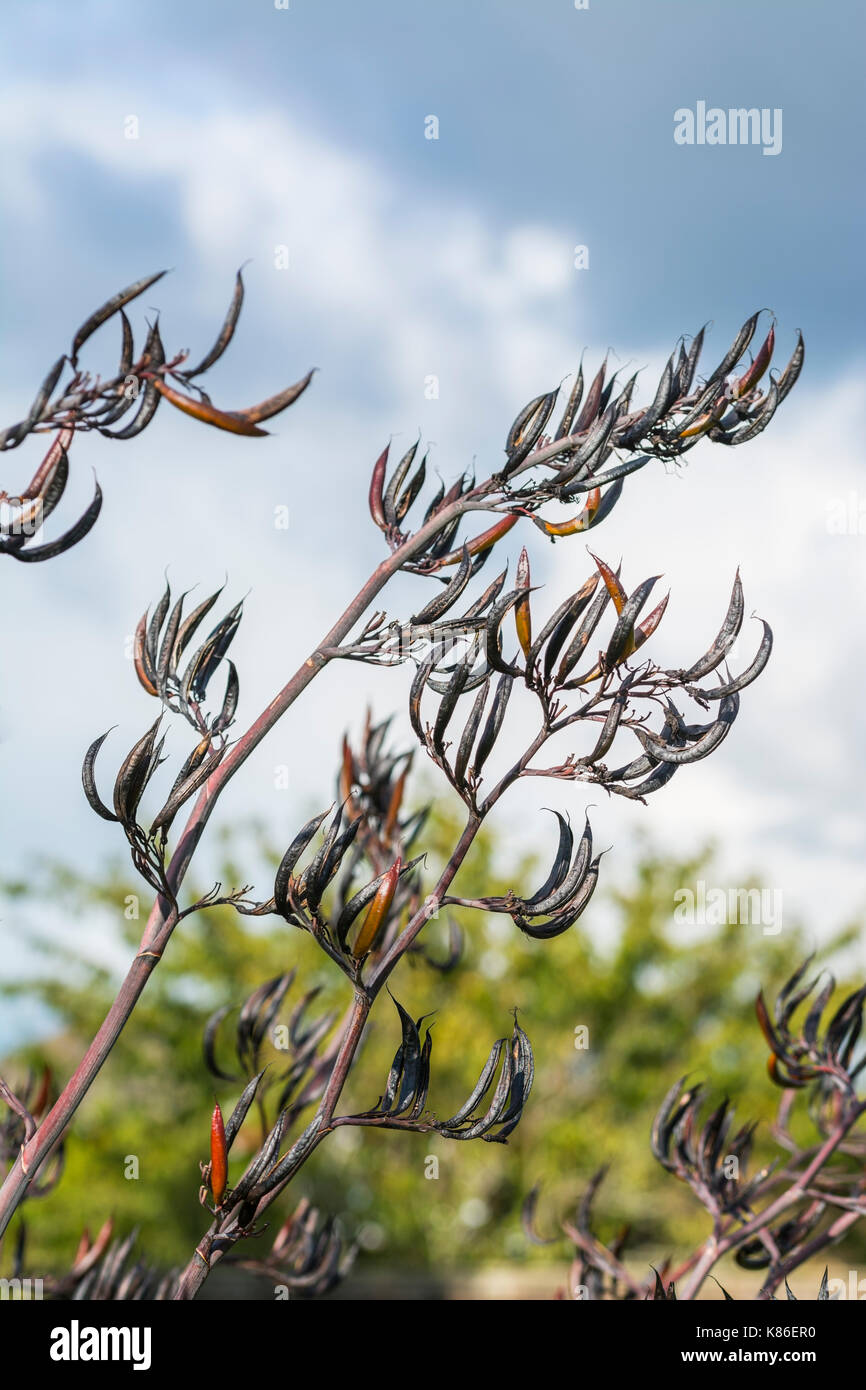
[1, 795, 862, 1292]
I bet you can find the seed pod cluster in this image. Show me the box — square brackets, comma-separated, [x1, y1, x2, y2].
[756, 958, 866, 1096]
[234, 1197, 356, 1299]
[349, 999, 534, 1145]
[47, 1222, 179, 1301]
[203, 971, 338, 1118]
[132, 581, 243, 734]
[651, 1078, 763, 1217]
[0, 429, 102, 563]
[0, 269, 312, 562]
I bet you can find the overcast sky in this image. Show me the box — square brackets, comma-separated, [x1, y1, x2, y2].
[1, 0, 864, 1047]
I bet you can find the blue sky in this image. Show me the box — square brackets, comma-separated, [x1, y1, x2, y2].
[1, 0, 865, 1046]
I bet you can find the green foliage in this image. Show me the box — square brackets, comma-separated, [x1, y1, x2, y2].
[0, 807, 860, 1284]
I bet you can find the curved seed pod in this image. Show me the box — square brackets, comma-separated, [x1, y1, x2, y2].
[514, 549, 532, 658]
[146, 580, 172, 674]
[173, 586, 225, 669]
[453, 677, 490, 787]
[212, 660, 240, 733]
[274, 810, 330, 914]
[383, 441, 419, 527]
[461, 566, 508, 621]
[254, 1114, 323, 1196]
[440, 1044, 513, 1139]
[70, 270, 167, 365]
[725, 378, 779, 446]
[485, 588, 527, 677]
[529, 574, 599, 680]
[352, 857, 402, 959]
[409, 655, 436, 741]
[560, 459, 639, 501]
[583, 692, 627, 764]
[732, 324, 775, 400]
[505, 389, 557, 469]
[336, 856, 424, 945]
[382, 759, 410, 839]
[618, 353, 674, 446]
[112, 718, 163, 823]
[675, 571, 744, 681]
[187, 603, 243, 704]
[487, 1022, 534, 1138]
[149, 378, 268, 436]
[203, 1004, 238, 1082]
[574, 358, 607, 434]
[556, 582, 612, 684]
[632, 591, 670, 653]
[231, 369, 315, 424]
[590, 552, 626, 615]
[775, 330, 805, 404]
[681, 324, 707, 396]
[524, 811, 573, 907]
[437, 1039, 504, 1130]
[396, 452, 427, 523]
[82, 731, 120, 822]
[184, 268, 245, 378]
[132, 612, 157, 696]
[555, 360, 584, 439]
[612, 758, 679, 800]
[635, 693, 740, 765]
[18, 355, 66, 437]
[411, 545, 472, 624]
[605, 575, 660, 669]
[150, 742, 223, 835]
[224, 1071, 267, 1151]
[539, 489, 600, 536]
[432, 660, 470, 755]
[556, 403, 616, 486]
[9, 481, 103, 562]
[209, 1103, 228, 1206]
[703, 311, 760, 394]
[303, 805, 346, 908]
[368, 444, 389, 530]
[528, 815, 593, 916]
[473, 673, 513, 776]
[156, 591, 189, 698]
[694, 620, 772, 699]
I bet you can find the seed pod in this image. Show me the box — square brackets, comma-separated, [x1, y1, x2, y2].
[514, 549, 532, 658]
[210, 1102, 228, 1206]
[540, 489, 600, 536]
[368, 444, 389, 530]
[184, 268, 245, 379]
[150, 378, 269, 436]
[732, 325, 775, 399]
[352, 857, 401, 958]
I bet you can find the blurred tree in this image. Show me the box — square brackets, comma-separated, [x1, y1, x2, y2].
[0, 804, 860, 1285]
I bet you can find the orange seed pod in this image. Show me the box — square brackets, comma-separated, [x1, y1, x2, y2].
[353, 857, 401, 958]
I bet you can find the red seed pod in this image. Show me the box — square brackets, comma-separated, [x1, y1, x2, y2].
[353, 857, 401, 958]
[210, 1102, 228, 1206]
[368, 444, 390, 530]
[732, 324, 775, 400]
